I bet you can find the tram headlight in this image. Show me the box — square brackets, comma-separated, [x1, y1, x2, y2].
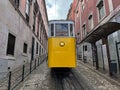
[59, 42, 65, 47]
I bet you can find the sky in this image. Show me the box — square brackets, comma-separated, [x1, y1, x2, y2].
[45, 0, 73, 20]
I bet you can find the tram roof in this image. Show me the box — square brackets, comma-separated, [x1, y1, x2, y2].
[49, 20, 74, 24]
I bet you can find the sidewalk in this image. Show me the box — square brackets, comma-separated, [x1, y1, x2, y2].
[14, 61, 50, 90]
[76, 60, 120, 90]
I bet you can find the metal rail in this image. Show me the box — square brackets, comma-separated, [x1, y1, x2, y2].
[67, 70, 84, 90]
[51, 69, 64, 90]
[50, 68, 93, 90]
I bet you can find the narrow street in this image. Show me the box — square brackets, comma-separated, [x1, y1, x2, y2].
[0, 0, 120, 90]
[14, 60, 120, 90]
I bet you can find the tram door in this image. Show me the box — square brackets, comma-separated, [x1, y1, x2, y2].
[116, 42, 120, 73]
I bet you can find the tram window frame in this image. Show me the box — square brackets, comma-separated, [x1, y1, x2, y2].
[55, 23, 69, 37]
[70, 24, 73, 36]
[51, 24, 54, 36]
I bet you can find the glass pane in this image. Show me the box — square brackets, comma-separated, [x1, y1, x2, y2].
[55, 23, 68, 36]
[70, 24, 73, 36]
[23, 43, 27, 53]
[51, 24, 54, 36]
[7, 33, 16, 55]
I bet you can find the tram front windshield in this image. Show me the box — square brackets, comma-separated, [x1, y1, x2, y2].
[55, 23, 68, 36]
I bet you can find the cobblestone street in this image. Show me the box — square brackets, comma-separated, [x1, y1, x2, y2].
[1, 0, 120, 90]
[15, 60, 50, 90]
[76, 61, 120, 90]
[13, 60, 120, 90]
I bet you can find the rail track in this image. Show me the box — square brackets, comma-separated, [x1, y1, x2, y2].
[50, 68, 93, 90]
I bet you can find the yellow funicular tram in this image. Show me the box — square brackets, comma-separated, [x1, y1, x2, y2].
[48, 20, 76, 68]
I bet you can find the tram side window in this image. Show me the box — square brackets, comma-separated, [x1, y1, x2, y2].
[51, 24, 54, 36]
[55, 23, 68, 36]
[70, 24, 73, 36]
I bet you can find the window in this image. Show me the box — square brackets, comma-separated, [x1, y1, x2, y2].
[40, 23, 43, 41]
[15, 0, 20, 7]
[39, 45, 41, 56]
[31, 37, 35, 60]
[6, 33, 16, 56]
[9, 0, 20, 8]
[88, 15, 94, 30]
[77, 32, 80, 35]
[82, 24, 87, 37]
[97, 1, 105, 20]
[83, 45, 87, 51]
[81, 0, 85, 10]
[37, 18, 39, 37]
[55, 23, 68, 36]
[70, 24, 73, 36]
[51, 24, 54, 36]
[36, 42, 38, 54]
[33, 12, 36, 32]
[25, 0, 30, 22]
[76, 10, 78, 14]
[23, 43, 27, 54]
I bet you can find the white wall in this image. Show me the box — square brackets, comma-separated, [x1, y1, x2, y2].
[0, 0, 32, 78]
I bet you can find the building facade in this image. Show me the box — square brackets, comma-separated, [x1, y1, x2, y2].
[67, 0, 120, 76]
[0, 0, 48, 79]
[67, 0, 76, 21]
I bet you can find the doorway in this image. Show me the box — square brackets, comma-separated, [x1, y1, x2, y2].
[116, 41, 120, 73]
